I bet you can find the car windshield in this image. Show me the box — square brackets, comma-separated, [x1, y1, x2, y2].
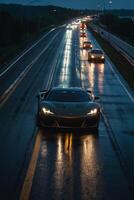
[46, 90, 91, 102]
[91, 50, 103, 54]
[84, 41, 91, 44]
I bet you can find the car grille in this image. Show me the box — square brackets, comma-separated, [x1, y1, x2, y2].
[57, 117, 84, 127]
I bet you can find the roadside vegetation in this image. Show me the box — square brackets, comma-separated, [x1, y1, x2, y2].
[0, 4, 84, 67]
[88, 25, 134, 90]
[98, 14, 134, 46]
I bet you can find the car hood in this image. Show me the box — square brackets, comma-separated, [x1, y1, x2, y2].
[90, 53, 104, 57]
[40, 101, 99, 116]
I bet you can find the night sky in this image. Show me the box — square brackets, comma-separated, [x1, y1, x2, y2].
[0, 0, 134, 9]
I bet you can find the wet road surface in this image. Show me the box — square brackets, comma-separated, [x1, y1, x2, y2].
[30, 129, 131, 200]
[29, 26, 134, 200]
[0, 24, 134, 200]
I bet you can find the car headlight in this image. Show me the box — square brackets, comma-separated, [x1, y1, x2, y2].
[87, 108, 98, 116]
[90, 45, 93, 47]
[101, 55, 104, 59]
[91, 55, 95, 58]
[42, 108, 54, 115]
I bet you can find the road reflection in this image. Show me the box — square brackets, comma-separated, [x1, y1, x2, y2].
[87, 62, 95, 89]
[79, 31, 105, 94]
[60, 29, 72, 87]
[97, 64, 104, 95]
[34, 130, 103, 200]
[80, 49, 105, 94]
[79, 37, 87, 49]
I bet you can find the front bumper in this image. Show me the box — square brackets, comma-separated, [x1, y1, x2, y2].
[83, 46, 92, 49]
[88, 57, 105, 63]
[38, 113, 100, 129]
[80, 35, 86, 37]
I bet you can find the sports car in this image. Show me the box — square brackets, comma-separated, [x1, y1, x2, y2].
[37, 87, 100, 131]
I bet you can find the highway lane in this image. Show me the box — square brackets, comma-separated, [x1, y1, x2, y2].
[53, 26, 81, 88]
[28, 26, 134, 200]
[90, 23, 134, 66]
[0, 26, 66, 200]
[86, 30, 134, 189]
[0, 27, 63, 97]
[0, 23, 134, 200]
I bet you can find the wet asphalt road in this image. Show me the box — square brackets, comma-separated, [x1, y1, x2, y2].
[0, 24, 134, 200]
[0, 26, 66, 199]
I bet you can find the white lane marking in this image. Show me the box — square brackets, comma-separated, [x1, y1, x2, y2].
[0, 31, 60, 108]
[0, 28, 56, 77]
[19, 131, 43, 200]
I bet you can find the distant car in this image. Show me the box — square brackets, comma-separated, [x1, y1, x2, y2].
[88, 49, 105, 63]
[37, 87, 100, 131]
[83, 41, 93, 49]
[66, 24, 72, 30]
[80, 23, 86, 30]
[80, 32, 86, 37]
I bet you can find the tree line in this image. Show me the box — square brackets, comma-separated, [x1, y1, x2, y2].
[0, 5, 84, 65]
[0, 12, 41, 45]
[0, 8, 80, 46]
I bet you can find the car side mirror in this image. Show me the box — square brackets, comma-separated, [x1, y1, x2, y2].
[86, 89, 92, 94]
[36, 90, 48, 100]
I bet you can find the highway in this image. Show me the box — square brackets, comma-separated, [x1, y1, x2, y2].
[0, 23, 134, 200]
[90, 23, 134, 66]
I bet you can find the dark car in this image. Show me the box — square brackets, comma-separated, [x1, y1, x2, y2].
[80, 32, 86, 37]
[37, 87, 100, 131]
[83, 41, 93, 49]
[66, 24, 72, 30]
[88, 49, 105, 63]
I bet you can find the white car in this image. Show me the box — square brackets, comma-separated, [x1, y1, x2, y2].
[88, 49, 105, 63]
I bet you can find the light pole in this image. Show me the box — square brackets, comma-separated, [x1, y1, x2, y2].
[108, 0, 112, 40]
[97, 4, 100, 33]
[103, 0, 106, 29]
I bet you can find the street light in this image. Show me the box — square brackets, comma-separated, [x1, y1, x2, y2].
[109, 0, 112, 14]
[97, 4, 101, 33]
[108, 0, 112, 40]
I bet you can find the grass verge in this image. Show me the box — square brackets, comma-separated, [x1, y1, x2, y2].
[88, 27, 134, 90]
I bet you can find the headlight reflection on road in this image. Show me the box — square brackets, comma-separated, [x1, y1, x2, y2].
[40, 141, 47, 170]
[80, 48, 88, 88]
[41, 132, 102, 199]
[88, 63, 95, 89]
[64, 134, 73, 161]
[98, 63, 104, 95]
[81, 135, 102, 199]
[54, 133, 73, 199]
[81, 63, 87, 88]
[80, 37, 86, 49]
[60, 30, 72, 87]
[54, 135, 64, 199]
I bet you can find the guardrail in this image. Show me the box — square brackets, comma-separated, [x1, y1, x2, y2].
[91, 24, 134, 66]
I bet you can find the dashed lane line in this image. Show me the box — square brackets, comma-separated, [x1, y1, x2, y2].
[0, 28, 56, 77]
[0, 30, 61, 109]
